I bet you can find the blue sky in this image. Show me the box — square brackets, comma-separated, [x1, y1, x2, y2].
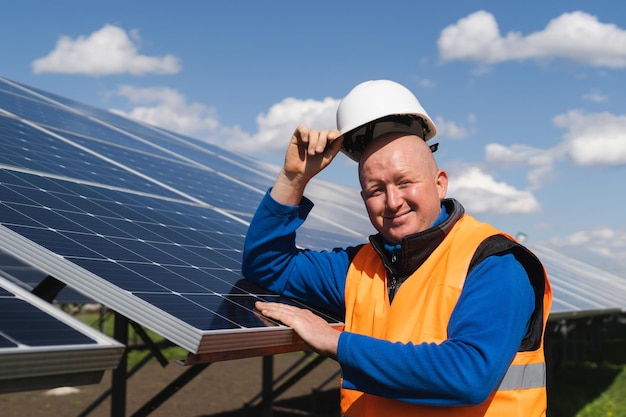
[2, 1, 626, 275]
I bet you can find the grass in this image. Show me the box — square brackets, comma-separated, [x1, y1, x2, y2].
[547, 317, 626, 417]
[549, 361, 626, 416]
[74, 308, 626, 417]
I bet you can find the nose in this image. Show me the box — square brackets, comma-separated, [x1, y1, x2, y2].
[385, 186, 403, 211]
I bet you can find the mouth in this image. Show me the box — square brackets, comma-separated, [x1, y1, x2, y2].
[383, 210, 411, 221]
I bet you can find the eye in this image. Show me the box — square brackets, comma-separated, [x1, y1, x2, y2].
[364, 186, 383, 198]
[398, 179, 413, 188]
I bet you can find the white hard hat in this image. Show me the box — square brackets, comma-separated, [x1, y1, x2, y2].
[336, 80, 437, 162]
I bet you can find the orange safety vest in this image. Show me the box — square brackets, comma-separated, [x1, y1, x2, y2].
[341, 214, 552, 417]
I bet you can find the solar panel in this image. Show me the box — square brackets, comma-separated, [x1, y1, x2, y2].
[1, 74, 623, 368]
[0, 275, 123, 393]
[0, 76, 361, 361]
[527, 243, 626, 319]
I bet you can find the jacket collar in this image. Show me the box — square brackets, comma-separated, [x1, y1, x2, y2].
[369, 199, 465, 278]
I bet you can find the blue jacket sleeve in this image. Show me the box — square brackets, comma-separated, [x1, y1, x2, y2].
[338, 253, 536, 405]
[242, 189, 349, 317]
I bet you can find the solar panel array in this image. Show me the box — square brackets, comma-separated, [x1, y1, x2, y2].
[0, 75, 624, 372]
[528, 243, 626, 319]
[0, 76, 368, 362]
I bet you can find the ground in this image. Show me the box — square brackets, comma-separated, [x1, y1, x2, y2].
[0, 352, 341, 417]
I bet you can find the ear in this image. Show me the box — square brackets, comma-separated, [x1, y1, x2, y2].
[435, 169, 448, 199]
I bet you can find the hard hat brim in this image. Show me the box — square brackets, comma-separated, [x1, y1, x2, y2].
[340, 114, 437, 162]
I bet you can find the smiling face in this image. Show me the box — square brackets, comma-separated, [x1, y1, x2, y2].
[358, 133, 448, 244]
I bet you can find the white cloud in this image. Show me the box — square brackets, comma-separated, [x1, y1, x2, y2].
[438, 10, 626, 68]
[446, 165, 540, 214]
[418, 78, 437, 88]
[549, 227, 626, 261]
[110, 85, 218, 136]
[484, 108, 626, 185]
[434, 115, 473, 140]
[32, 24, 181, 76]
[229, 97, 339, 154]
[582, 90, 608, 103]
[485, 143, 559, 187]
[553, 110, 626, 165]
[109, 87, 339, 155]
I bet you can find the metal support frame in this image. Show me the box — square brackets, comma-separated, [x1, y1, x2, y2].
[77, 349, 157, 417]
[111, 313, 128, 417]
[31, 275, 66, 302]
[261, 355, 274, 417]
[30, 279, 334, 417]
[130, 363, 211, 417]
[76, 311, 208, 417]
[243, 351, 329, 416]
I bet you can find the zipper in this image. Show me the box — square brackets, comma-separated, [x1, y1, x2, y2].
[388, 252, 399, 302]
[388, 274, 398, 302]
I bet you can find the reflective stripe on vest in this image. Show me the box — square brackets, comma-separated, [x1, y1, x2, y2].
[498, 362, 546, 391]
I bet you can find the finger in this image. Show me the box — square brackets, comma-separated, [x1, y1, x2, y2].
[328, 129, 341, 141]
[252, 306, 280, 327]
[292, 124, 309, 145]
[315, 130, 331, 154]
[254, 300, 272, 312]
[255, 301, 288, 317]
[324, 130, 344, 158]
[306, 130, 322, 156]
[255, 301, 305, 326]
[309, 129, 338, 156]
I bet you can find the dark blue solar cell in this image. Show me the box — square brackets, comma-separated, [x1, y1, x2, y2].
[61, 212, 137, 240]
[163, 266, 237, 294]
[14, 205, 93, 234]
[185, 294, 272, 329]
[147, 242, 207, 265]
[71, 233, 151, 262]
[71, 258, 168, 292]
[0, 184, 37, 206]
[0, 298, 96, 346]
[0, 203, 46, 228]
[17, 187, 82, 212]
[6, 225, 105, 259]
[0, 116, 122, 180]
[134, 293, 240, 330]
[122, 263, 208, 293]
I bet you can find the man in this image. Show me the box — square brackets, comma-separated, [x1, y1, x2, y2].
[242, 80, 552, 416]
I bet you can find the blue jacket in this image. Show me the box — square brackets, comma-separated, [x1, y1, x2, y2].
[242, 190, 535, 406]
